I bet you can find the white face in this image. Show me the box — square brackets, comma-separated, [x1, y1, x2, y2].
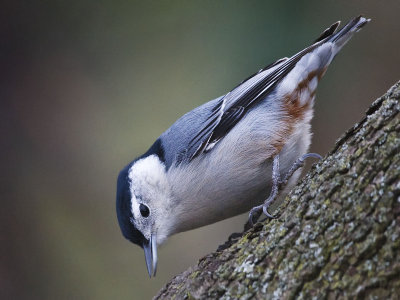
[128, 155, 171, 244]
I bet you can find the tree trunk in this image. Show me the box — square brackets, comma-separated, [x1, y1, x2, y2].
[155, 81, 400, 300]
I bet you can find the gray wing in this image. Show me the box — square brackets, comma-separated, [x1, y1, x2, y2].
[164, 21, 341, 165]
[186, 57, 289, 158]
[186, 46, 317, 160]
[160, 57, 290, 167]
[160, 96, 223, 168]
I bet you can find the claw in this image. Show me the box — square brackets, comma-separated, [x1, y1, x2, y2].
[262, 205, 277, 219]
[248, 205, 263, 226]
[300, 152, 322, 162]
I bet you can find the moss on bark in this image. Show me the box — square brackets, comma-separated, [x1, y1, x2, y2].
[155, 81, 400, 300]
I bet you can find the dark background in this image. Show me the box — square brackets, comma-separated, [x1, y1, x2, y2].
[1, 1, 399, 299]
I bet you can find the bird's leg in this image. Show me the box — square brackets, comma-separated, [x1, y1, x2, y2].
[279, 153, 322, 188]
[247, 153, 322, 227]
[248, 155, 281, 226]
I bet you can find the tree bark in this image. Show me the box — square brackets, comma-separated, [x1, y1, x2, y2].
[155, 81, 400, 300]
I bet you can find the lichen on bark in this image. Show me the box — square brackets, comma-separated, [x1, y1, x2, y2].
[155, 81, 400, 300]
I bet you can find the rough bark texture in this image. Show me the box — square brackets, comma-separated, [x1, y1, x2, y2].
[155, 82, 400, 300]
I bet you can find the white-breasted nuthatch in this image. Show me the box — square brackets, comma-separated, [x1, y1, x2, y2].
[116, 16, 369, 277]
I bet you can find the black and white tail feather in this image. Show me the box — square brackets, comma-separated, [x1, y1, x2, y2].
[186, 16, 370, 161]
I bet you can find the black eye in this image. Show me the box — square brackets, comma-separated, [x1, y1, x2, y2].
[139, 204, 150, 218]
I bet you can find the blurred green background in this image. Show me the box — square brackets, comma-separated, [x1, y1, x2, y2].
[1, 1, 399, 299]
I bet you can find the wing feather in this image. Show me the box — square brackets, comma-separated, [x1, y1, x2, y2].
[187, 42, 321, 160]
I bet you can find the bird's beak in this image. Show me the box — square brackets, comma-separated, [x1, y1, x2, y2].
[143, 233, 157, 278]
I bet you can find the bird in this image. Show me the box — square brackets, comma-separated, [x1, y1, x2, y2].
[116, 16, 370, 277]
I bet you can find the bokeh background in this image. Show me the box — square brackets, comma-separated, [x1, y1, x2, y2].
[1, 1, 399, 299]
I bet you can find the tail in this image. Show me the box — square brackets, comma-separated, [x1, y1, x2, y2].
[276, 16, 370, 108]
[315, 15, 371, 52]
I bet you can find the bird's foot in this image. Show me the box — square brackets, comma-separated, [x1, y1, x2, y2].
[247, 153, 322, 227]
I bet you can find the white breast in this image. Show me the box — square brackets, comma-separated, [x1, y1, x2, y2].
[167, 98, 313, 234]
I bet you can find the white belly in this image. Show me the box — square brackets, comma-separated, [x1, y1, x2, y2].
[167, 104, 313, 234]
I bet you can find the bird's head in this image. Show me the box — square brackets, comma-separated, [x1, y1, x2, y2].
[116, 152, 172, 277]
